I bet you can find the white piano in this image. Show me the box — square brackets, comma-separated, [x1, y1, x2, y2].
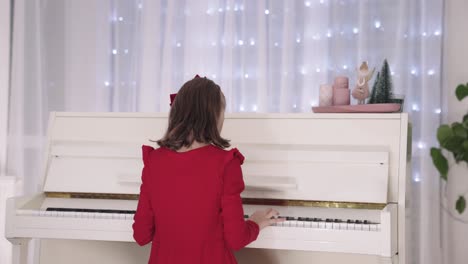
[5, 112, 410, 264]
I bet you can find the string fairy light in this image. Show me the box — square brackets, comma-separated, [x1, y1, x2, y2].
[374, 21, 381, 28]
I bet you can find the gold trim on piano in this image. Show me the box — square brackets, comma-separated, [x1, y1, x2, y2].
[241, 198, 386, 210]
[45, 192, 386, 210]
[45, 192, 139, 200]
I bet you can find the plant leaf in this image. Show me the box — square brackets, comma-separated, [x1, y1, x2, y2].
[454, 150, 466, 163]
[464, 151, 468, 162]
[430, 147, 448, 180]
[456, 84, 468, 101]
[437, 125, 453, 145]
[456, 196, 466, 214]
[452, 122, 467, 139]
[443, 136, 465, 152]
[463, 114, 468, 129]
[463, 140, 468, 151]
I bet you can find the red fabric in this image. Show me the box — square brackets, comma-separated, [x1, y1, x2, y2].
[133, 145, 259, 264]
[169, 94, 177, 106]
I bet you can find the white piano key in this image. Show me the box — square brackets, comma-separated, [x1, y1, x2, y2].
[290, 220, 298, 227]
[47, 211, 58, 217]
[325, 222, 333, 229]
[347, 223, 355, 230]
[332, 222, 341, 229]
[318, 222, 326, 229]
[370, 224, 378, 231]
[311, 222, 319, 228]
[88, 212, 96, 219]
[16, 210, 29, 216]
[39, 210, 47, 217]
[83, 212, 93, 218]
[112, 213, 121, 219]
[339, 223, 347, 230]
[62, 211, 71, 217]
[125, 214, 134, 220]
[362, 224, 370, 231]
[103, 213, 113, 219]
[355, 224, 363, 231]
[304, 221, 312, 228]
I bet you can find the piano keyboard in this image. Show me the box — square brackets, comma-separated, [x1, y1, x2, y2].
[17, 208, 379, 231]
[243, 215, 380, 231]
[8, 200, 395, 256]
[16, 208, 136, 220]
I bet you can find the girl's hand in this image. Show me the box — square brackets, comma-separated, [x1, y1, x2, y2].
[248, 208, 285, 230]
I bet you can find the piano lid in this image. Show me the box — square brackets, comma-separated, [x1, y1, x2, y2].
[41, 112, 408, 204]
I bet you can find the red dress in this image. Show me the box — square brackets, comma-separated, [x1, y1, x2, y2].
[133, 145, 259, 264]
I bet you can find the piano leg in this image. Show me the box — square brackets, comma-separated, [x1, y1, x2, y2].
[10, 239, 30, 264]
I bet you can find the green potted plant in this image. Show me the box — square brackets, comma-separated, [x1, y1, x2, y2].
[431, 83, 468, 214]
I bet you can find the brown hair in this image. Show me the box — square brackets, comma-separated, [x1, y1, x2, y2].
[157, 77, 230, 150]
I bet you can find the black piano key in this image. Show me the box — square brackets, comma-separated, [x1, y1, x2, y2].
[347, 219, 355, 223]
[46, 207, 136, 214]
[286, 216, 296, 221]
[363, 220, 369, 224]
[325, 218, 333, 222]
[355, 220, 362, 224]
[244, 214, 249, 219]
[334, 219, 342, 223]
[297, 217, 307, 221]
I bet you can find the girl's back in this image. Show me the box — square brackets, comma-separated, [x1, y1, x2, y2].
[133, 145, 258, 263]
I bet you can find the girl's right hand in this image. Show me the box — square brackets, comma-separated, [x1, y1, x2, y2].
[248, 208, 285, 230]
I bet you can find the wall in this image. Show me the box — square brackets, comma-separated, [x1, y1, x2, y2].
[442, 0, 468, 264]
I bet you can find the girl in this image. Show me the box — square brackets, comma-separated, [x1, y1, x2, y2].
[133, 76, 283, 263]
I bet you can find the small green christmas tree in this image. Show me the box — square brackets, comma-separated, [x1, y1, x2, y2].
[368, 71, 380, 104]
[369, 59, 394, 104]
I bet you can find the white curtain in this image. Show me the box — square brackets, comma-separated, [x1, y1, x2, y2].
[7, 0, 444, 263]
[0, 0, 13, 262]
[0, 0, 10, 177]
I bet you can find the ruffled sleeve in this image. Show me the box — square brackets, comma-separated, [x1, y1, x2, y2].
[132, 145, 155, 246]
[221, 148, 259, 251]
[142, 145, 154, 165]
[229, 148, 245, 165]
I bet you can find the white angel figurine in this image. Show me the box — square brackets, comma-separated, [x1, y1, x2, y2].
[351, 62, 375, 104]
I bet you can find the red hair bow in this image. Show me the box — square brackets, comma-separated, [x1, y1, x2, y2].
[169, 74, 201, 106]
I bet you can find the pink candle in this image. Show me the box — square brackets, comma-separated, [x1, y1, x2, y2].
[333, 87, 350, 105]
[319, 84, 333, 106]
[334, 76, 349, 89]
